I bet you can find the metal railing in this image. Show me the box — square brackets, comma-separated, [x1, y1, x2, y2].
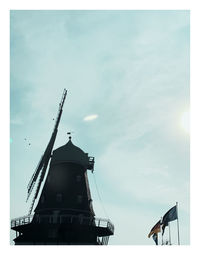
[97, 236, 110, 245]
[11, 215, 34, 228]
[11, 214, 114, 234]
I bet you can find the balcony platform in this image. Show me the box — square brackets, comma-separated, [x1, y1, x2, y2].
[11, 214, 114, 237]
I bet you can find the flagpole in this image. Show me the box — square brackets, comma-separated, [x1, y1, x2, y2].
[176, 202, 180, 245]
[168, 222, 171, 245]
[161, 217, 163, 245]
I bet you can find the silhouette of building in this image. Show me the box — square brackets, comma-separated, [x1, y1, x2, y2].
[11, 90, 114, 245]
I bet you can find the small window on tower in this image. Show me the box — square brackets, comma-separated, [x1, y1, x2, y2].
[77, 195, 83, 204]
[56, 193, 62, 203]
[41, 195, 45, 203]
[76, 175, 81, 182]
[48, 229, 57, 238]
[47, 175, 51, 183]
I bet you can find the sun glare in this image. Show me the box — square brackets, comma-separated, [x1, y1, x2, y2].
[180, 110, 190, 134]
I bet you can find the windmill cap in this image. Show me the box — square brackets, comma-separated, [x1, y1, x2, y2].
[51, 139, 90, 168]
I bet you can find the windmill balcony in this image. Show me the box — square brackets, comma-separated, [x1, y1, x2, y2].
[88, 157, 95, 171]
[11, 214, 114, 236]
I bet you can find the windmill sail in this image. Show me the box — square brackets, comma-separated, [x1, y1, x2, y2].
[27, 89, 67, 214]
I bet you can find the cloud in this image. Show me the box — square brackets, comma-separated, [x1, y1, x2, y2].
[10, 117, 23, 125]
[83, 114, 98, 121]
[10, 11, 189, 245]
[97, 134, 189, 214]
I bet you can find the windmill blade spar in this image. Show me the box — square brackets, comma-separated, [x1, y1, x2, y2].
[26, 89, 67, 214]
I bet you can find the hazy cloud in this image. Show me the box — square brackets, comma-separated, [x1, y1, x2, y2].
[83, 114, 98, 121]
[10, 10, 189, 244]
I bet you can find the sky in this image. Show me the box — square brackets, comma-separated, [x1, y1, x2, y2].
[10, 10, 190, 245]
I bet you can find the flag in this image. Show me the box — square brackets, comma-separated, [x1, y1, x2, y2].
[152, 233, 158, 245]
[148, 220, 161, 238]
[162, 205, 178, 235]
[162, 222, 168, 236]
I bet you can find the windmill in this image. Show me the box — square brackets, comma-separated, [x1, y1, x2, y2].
[11, 89, 114, 245]
[26, 88, 67, 214]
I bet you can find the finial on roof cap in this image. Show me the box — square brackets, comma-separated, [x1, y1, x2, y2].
[67, 131, 73, 141]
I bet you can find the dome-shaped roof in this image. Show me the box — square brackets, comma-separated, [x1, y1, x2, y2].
[51, 138, 89, 168]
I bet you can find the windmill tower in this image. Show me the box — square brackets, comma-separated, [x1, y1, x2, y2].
[11, 89, 114, 245]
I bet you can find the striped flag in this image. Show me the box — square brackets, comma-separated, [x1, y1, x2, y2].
[152, 233, 158, 245]
[148, 220, 161, 238]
